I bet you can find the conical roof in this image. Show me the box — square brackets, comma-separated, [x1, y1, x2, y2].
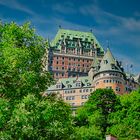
[98, 48, 122, 73]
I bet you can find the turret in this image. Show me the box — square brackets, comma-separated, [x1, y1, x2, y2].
[93, 48, 126, 94]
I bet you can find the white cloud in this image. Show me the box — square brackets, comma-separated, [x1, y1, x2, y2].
[52, 2, 76, 14]
[0, 0, 35, 15]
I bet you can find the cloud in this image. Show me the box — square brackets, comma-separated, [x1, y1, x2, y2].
[0, 0, 35, 15]
[52, 2, 76, 14]
[115, 53, 140, 74]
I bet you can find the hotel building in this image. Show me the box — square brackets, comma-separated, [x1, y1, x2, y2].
[46, 48, 140, 107]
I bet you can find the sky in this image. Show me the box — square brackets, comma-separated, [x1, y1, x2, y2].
[0, 0, 140, 74]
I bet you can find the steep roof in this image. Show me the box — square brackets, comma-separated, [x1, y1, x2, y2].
[98, 48, 122, 73]
[51, 28, 104, 52]
[47, 76, 92, 91]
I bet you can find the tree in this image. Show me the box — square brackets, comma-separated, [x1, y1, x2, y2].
[0, 21, 75, 140]
[107, 90, 140, 139]
[0, 22, 53, 101]
[0, 94, 74, 140]
[75, 89, 121, 139]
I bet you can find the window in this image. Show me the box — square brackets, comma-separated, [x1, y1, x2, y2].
[68, 84, 72, 88]
[65, 90, 67, 93]
[66, 81, 69, 84]
[66, 96, 75, 100]
[104, 60, 108, 64]
[116, 87, 120, 92]
[56, 84, 62, 89]
[62, 62, 64, 65]
[81, 102, 85, 105]
[62, 67, 64, 70]
[70, 103, 75, 106]
[76, 82, 81, 87]
[87, 83, 91, 86]
[56, 61, 59, 64]
[111, 64, 115, 69]
[106, 86, 112, 89]
[96, 82, 99, 85]
[86, 89, 88, 92]
[62, 57, 64, 60]
[81, 95, 88, 99]
[90, 89, 92, 92]
[79, 89, 82, 93]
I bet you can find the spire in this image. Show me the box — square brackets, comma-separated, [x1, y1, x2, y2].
[98, 48, 122, 73]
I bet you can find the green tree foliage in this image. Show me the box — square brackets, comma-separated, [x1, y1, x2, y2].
[75, 89, 120, 139]
[107, 90, 140, 140]
[0, 94, 74, 140]
[0, 21, 74, 140]
[0, 21, 53, 101]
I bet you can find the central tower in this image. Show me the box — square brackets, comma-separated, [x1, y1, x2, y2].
[48, 28, 104, 79]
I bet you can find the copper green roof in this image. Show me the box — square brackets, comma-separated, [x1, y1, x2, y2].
[47, 76, 92, 91]
[126, 73, 140, 83]
[51, 28, 104, 52]
[98, 48, 122, 73]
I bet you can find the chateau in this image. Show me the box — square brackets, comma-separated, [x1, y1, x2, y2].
[47, 28, 104, 79]
[46, 28, 140, 108]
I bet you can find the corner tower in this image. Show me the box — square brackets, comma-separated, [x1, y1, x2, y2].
[93, 48, 125, 94]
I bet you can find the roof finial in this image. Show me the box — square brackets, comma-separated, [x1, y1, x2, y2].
[106, 40, 110, 49]
[59, 25, 62, 29]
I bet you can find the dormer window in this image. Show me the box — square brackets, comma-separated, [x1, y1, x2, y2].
[87, 83, 91, 86]
[56, 83, 62, 89]
[76, 81, 82, 87]
[67, 84, 72, 88]
[111, 64, 115, 69]
[104, 60, 108, 64]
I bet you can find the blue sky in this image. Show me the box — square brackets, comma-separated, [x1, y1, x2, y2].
[0, 0, 140, 74]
